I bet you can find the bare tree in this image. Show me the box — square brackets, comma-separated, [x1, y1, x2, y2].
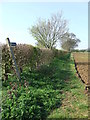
[61, 32, 81, 51]
[28, 12, 68, 49]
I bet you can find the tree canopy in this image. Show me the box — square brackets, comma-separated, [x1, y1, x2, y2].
[29, 12, 81, 50]
[61, 32, 81, 51]
[29, 12, 68, 49]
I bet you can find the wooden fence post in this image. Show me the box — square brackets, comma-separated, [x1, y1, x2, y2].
[6, 38, 21, 81]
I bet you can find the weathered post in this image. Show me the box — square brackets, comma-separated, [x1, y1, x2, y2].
[6, 38, 21, 81]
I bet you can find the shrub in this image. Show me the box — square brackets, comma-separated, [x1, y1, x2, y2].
[2, 44, 68, 80]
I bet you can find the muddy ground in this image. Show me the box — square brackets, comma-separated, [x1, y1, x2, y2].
[73, 52, 90, 85]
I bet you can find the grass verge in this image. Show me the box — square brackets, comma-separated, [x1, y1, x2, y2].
[47, 54, 88, 119]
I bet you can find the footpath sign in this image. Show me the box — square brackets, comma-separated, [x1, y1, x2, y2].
[6, 38, 20, 81]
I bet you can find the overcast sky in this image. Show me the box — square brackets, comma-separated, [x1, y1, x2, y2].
[0, 2, 88, 49]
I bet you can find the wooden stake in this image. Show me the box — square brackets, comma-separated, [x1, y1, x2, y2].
[6, 38, 21, 81]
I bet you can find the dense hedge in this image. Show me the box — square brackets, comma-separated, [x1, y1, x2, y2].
[2, 44, 68, 80]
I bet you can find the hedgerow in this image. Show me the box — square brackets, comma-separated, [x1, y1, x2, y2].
[2, 44, 69, 119]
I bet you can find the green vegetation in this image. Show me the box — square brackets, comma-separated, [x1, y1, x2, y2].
[2, 53, 88, 119]
[47, 54, 88, 119]
[2, 44, 67, 81]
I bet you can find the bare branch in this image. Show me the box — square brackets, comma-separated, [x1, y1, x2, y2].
[29, 12, 68, 49]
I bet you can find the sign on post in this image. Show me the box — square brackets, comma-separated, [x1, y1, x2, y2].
[10, 42, 16, 47]
[6, 38, 20, 81]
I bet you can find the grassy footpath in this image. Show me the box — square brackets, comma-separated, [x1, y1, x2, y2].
[2, 53, 88, 119]
[47, 54, 88, 119]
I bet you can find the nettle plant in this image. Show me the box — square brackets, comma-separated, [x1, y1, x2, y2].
[2, 71, 61, 120]
[2, 80, 29, 119]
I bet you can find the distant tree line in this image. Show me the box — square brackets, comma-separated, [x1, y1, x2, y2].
[71, 49, 89, 52]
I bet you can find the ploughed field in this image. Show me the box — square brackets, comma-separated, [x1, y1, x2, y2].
[73, 52, 90, 85]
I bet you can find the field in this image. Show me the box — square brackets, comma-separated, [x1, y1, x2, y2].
[73, 52, 90, 85]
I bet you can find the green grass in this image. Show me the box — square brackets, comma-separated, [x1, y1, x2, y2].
[47, 54, 88, 119]
[2, 53, 88, 119]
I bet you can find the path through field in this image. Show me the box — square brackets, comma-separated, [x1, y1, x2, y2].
[47, 53, 88, 119]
